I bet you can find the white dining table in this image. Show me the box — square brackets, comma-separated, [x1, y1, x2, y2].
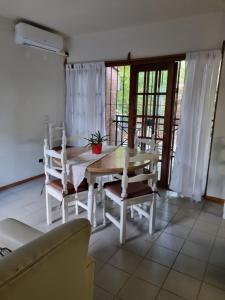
[65, 146, 153, 227]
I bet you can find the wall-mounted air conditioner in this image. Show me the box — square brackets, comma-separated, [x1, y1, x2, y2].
[15, 22, 64, 54]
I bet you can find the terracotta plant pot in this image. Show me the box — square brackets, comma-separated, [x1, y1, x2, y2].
[91, 144, 102, 154]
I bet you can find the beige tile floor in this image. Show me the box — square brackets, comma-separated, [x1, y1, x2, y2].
[0, 177, 225, 300]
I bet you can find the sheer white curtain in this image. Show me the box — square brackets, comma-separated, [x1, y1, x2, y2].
[66, 62, 106, 146]
[170, 50, 221, 201]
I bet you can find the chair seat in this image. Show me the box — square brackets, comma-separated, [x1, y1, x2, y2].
[50, 178, 97, 195]
[52, 145, 72, 151]
[103, 180, 153, 199]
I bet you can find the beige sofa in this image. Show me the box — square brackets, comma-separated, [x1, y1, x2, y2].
[0, 218, 95, 300]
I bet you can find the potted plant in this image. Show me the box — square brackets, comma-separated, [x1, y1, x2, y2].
[85, 131, 108, 154]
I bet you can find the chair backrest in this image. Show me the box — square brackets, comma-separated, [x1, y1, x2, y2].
[48, 121, 66, 150]
[44, 130, 68, 194]
[134, 129, 157, 152]
[121, 147, 159, 198]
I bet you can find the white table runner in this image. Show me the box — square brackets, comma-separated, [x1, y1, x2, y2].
[69, 145, 116, 191]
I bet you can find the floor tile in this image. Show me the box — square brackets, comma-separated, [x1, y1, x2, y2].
[20, 208, 46, 226]
[92, 224, 121, 247]
[156, 289, 184, 300]
[171, 215, 196, 228]
[198, 211, 222, 226]
[94, 259, 105, 273]
[1, 179, 225, 300]
[108, 248, 142, 274]
[176, 208, 200, 219]
[94, 286, 114, 300]
[119, 276, 159, 300]
[217, 224, 225, 238]
[122, 235, 153, 257]
[204, 264, 225, 291]
[156, 209, 174, 222]
[214, 237, 225, 252]
[173, 253, 207, 280]
[194, 220, 219, 236]
[209, 248, 225, 269]
[95, 264, 129, 295]
[135, 259, 169, 287]
[155, 218, 169, 231]
[89, 240, 119, 263]
[155, 232, 184, 252]
[146, 244, 178, 267]
[198, 283, 225, 300]
[164, 224, 191, 239]
[163, 270, 201, 300]
[187, 229, 215, 247]
[181, 240, 211, 262]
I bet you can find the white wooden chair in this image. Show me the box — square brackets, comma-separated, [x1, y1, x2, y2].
[44, 133, 98, 225]
[135, 132, 157, 152]
[103, 147, 159, 244]
[48, 121, 66, 150]
[134, 131, 158, 176]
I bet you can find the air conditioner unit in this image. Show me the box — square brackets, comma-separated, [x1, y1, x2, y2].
[15, 22, 64, 54]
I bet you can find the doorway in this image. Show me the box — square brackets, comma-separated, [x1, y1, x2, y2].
[106, 58, 185, 188]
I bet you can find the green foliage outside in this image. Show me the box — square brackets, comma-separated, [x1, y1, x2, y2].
[116, 66, 130, 116]
[115, 61, 186, 118]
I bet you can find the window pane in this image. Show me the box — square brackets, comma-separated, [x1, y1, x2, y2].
[156, 95, 166, 116]
[158, 70, 168, 93]
[138, 72, 145, 93]
[148, 71, 155, 93]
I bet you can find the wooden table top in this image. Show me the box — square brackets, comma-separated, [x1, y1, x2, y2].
[87, 146, 150, 174]
[56, 146, 150, 174]
[66, 146, 90, 160]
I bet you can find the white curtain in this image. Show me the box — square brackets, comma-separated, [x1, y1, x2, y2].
[170, 50, 221, 201]
[66, 62, 106, 146]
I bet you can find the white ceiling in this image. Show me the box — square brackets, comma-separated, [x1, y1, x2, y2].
[0, 0, 225, 36]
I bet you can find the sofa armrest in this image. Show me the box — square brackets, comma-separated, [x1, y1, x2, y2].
[0, 219, 94, 300]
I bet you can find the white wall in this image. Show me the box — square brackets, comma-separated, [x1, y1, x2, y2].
[0, 16, 65, 187]
[68, 12, 225, 62]
[207, 54, 225, 200]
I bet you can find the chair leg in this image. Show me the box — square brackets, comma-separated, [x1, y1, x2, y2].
[46, 192, 52, 225]
[120, 202, 126, 245]
[102, 191, 106, 226]
[149, 197, 156, 234]
[138, 209, 143, 219]
[75, 198, 79, 215]
[62, 200, 68, 224]
[130, 205, 134, 219]
[98, 177, 102, 192]
[93, 195, 97, 228]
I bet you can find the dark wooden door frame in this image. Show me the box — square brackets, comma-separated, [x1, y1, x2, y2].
[128, 62, 178, 188]
[161, 62, 178, 188]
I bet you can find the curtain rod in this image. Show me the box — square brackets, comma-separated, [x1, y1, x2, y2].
[66, 53, 186, 67]
[66, 46, 224, 66]
[66, 60, 103, 65]
[187, 48, 221, 55]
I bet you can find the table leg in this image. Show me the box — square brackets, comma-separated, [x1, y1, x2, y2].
[87, 173, 95, 225]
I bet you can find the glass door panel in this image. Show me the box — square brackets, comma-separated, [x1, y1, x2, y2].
[129, 63, 177, 187]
